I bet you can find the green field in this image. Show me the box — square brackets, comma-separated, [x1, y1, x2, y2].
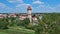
[0, 26, 35, 34]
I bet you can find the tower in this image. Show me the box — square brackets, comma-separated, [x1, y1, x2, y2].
[27, 5, 32, 23]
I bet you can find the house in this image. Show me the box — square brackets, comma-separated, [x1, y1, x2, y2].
[0, 14, 8, 18]
[32, 15, 38, 25]
[8, 13, 16, 17]
[19, 14, 27, 20]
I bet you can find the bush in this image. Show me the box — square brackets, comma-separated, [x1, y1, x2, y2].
[15, 18, 30, 28]
[26, 23, 34, 29]
[22, 18, 30, 27]
[0, 18, 9, 29]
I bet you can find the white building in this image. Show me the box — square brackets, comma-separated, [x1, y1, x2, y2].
[8, 13, 16, 17]
[0, 14, 8, 18]
[27, 5, 32, 23]
[32, 15, 38, 25]
[19, 14, 27, 20]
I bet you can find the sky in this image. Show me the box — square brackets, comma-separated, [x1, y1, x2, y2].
[0, 0, 60, 13]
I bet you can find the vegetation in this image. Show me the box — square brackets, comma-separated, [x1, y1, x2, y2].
[0, 13, 60, 34]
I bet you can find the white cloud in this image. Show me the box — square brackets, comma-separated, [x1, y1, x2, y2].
[7, 0, 23, 4]
[0, 3, 32, 13]
[0, 3, 18, 13]
[32, 0, 60, 13]
[53, 5, 60, 12]
[0, 3, 7, 8]
[16, 4, 30, 7]
[0, 3, 55, 13]
[16, 4, 31, 13]
[32, 4, 57, 13]
[33, 1, 44, 4]
[0, 1, 60, 13]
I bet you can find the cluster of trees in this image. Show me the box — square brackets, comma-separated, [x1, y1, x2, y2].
[0, 13, 60, 34]
[0, 16, 30, 29]
[26, 13, 60, 34]
[33, 13, 60, 34]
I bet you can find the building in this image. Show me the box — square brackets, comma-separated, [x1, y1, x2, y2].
[32, 15, 38, 25]
[8, 13, 16, 17]
[19, 14, 27, 20]
[27, 5, 32, 23]
[0, 14, 8, 18]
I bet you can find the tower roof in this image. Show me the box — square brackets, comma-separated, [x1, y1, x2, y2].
[27, 5, 32, 10]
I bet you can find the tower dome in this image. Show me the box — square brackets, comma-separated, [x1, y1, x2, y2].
[27, 5, 32, 11]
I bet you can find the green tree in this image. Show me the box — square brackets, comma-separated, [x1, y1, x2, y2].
[33, 13, 58, 34]
[0, 18, 9, 29]
[22, 18, 30, 27]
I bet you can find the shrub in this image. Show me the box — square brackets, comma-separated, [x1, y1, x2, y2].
[15, 18, 30, 28]
[22, 18, 30, 27]
[0, 18, 9, 29]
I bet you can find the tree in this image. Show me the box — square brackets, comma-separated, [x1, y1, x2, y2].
[33, 13, 58, 34]
[0, 18, 9, 29]
[22, 18, 30, 27]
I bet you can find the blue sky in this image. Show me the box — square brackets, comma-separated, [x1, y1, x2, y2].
[0, 0, 60, 13]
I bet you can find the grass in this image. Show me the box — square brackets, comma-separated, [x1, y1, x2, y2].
[54, 25, 60, 34]
[0, 32, 8, 34]
[0, 26, 35, 34]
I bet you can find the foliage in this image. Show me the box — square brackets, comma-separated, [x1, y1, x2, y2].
[22, 18, 30, 27]
[0, 18, 9, 29]
[26, 23, 34, 30]
[0, 13, 60, 34]
[32, 13, 59, 34]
